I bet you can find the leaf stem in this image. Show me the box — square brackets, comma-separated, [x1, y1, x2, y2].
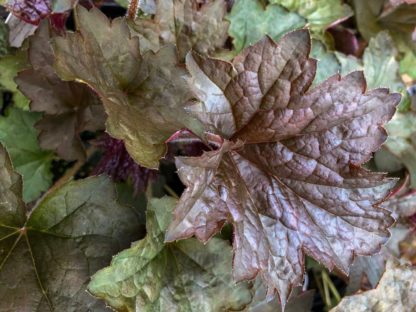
[34, 147, 96, 208]
[313, 270, 325, 307]
[127, 0, 139, 20]
[322, 271, 331, 308]
[145, 180, 153, 199]
[164, 185, 179, 199]
[322, 270, 341, 303]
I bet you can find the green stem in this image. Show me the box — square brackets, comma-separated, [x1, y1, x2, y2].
[145, 181, 153, 200]
[164, 185, 179, 199]
[313, 270, 325, 307]
[322, 270, 341, 303]
[322, 271, 331, 308]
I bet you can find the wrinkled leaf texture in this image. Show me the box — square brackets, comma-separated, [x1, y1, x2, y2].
[53, 6, 203, 168]
[88, 197, 252, 311]
[166, 29, 400, 307]
[0, 144, 142, 311]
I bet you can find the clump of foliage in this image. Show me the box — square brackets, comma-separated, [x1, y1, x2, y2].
[0, 0, 415, 311]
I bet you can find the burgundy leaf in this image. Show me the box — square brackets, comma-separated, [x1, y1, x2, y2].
[93, 133, 156, 194]
[7, 0, 51, 25]
[49, 12, 70, 34]
[165, 30, 400, 307]
[16, 22, 106, 161]
[328, 26, 364, 57]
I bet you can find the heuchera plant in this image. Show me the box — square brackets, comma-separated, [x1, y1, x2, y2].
[0, 0, 415, 311]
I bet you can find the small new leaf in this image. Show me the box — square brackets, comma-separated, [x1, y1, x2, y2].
[0, 145, 142, 311]
[53, 7, 203, 168]
[88, 197, 252, 311]
[166, 30, 399, 306]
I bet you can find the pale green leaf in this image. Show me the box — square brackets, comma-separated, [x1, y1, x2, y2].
[334, 32, 407, 106]
[310, 39, 340, 85]
[227, 0, 306, 52]
[0, 20, 11, 57]
[271, 0, 353, 31]
[88, 197, 253, 312]
[0, 49, 29, 110]
[334, 52, 363, 75]
[375, 111, 416, 186]
[363, 31, 405, 91]
[352, 0, 416, 77]
[400, 50, 416, 80]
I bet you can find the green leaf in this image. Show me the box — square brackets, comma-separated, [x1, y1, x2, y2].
[271, 0, 353, 31]
[400, 50, 416, 80]
[0, 150, 142, 311]
[375, 111, 416, 187]
[113, 0, 129, 7]
[53, 7, 203, 168]
[0, 107, 53, 202]
[227, 0, 347, 80]
[363, 32, 405, 90]
[0, 49, 29, 110]
[352, 0, 416, 74]
[333, 32, 408, 107]
[352, 0, 416, 42]
[88, 197, 253, 312]
[310, 39, 340, 85]
[227, 0, 306, 52]
[335, 52, 363, 75]
[362, 31, 409, 110]
[351, 0, 384, 41]
[0, 20, 12, 57]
